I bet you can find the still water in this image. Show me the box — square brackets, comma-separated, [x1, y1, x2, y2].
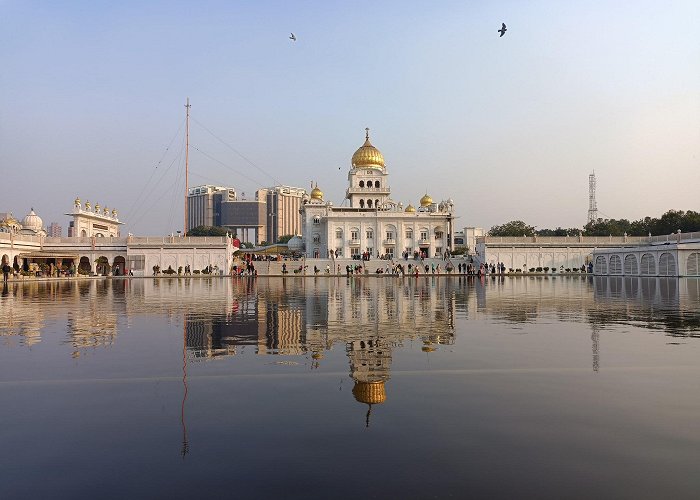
[1, 276, 699, 499]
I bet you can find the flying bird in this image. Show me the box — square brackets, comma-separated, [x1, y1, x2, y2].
[289, 33, 296, 41]
[498, 23, 507, 37]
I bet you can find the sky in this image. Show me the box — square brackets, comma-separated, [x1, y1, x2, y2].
[1, 0, 698, 235]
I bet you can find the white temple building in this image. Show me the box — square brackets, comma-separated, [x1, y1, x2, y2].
[300, 129, 455, 259]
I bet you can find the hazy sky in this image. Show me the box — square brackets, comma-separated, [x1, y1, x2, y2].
[1, 0, 698, 235]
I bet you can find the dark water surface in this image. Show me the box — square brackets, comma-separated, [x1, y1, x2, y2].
[1, 276, 699, 499]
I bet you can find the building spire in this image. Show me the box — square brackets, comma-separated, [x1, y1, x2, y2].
[365, 127, 370, 141]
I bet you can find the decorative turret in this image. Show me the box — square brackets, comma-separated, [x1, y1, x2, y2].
[420, 193, 433, 207]
[405, 204, 416, 213]
[74, 196, 81, 208]
[85, 200, 91, 210]
[310, 184, 323, 201]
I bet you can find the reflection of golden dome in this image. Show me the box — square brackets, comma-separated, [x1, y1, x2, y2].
[405, 204, 416, 213]
[351, 128, 385, 169]
[421, 346, 436, 352]
[352, 381, 386, 405]
[310, 185, 323, 200]
[420, 193, 432, 207]
[312, 352, 323, 360]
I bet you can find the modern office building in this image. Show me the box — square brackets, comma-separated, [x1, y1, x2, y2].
[49, 222, 62, 237]
[220, 193, 267, 244]
[186, 185, 236, 231]
[261, 185, 307, 244]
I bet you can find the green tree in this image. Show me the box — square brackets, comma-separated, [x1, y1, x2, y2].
[187, 225, 229, 236]
[489, 220, 535, 237]
[277, 234, 294, 244]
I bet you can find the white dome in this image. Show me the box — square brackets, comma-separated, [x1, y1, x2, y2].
[287, 235, 304, 252]
[22, 208, 43, 232]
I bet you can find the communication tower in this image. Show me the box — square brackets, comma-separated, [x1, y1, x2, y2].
[587, 171, 598, 224]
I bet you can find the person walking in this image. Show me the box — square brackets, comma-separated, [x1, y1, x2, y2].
[2, 262, 11, 282]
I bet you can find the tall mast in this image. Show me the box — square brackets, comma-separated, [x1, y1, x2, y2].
[184, 97, 191, 236]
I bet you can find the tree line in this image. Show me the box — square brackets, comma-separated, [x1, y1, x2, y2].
[488, 210, 700, 237]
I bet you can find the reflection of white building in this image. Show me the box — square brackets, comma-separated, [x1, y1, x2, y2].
[301, 130, 455, 259]
[66, 197, 123, 237]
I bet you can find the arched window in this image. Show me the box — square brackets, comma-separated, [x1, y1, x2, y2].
[624, 254, 638, 275]
[375, 180, 380, 188]
[640, 253, 655, 275]
[659, 252, 676, 276]
[366, 229, 373, 240]
[335, 228, 343, 240]
[81, 229, 87, 237]
[359, 181, 364, 188]
[313, 216, 321, 225]
[375, 199, 379, 208]
[609, 255, 622, 275]
[359, 199, 365, 208]
[405, 229, 413, 240]
[687, 252, 700, 276]
[312, 233, 320, 243]
[367, 199, 373, 208]
[594, 255, 607, 274]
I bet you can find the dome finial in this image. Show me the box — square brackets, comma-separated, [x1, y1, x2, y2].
[365, 127, 369, 141]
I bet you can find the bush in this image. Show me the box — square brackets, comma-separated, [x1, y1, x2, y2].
[543, 267, 549, 272]
[508, 268, 514, 273]
[163, 266, 176, 275]
[178, 266, 183, 275]
[515, 269, 522, 273]
[529, 268, 535, 273]
[193, 270, 200, 275]
[565, 268, 571, 272]
[536, 267, 543, 272]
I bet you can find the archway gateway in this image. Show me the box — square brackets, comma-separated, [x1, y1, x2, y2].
[113, 256, 126, 276]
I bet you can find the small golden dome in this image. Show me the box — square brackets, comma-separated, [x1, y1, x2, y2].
[94, 203, 100, 212]
[405, 204, 416, 213]
[310, 185, 323, 200]
[352, 381, 386, 405]
[85, 200, 91, 209]
[111, 209, 118, 217]
[74, 196, 81, 206]
[421, 346, 436, 352]
[351, 128, 385, 169]
[420, 193, 433, 207]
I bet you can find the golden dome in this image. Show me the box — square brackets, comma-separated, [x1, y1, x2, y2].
[85, 200, 91, 210]
[94, 203, 100, 212]
[74, 196, 81, 206]
[405, 204, 416, 213]
[111, 209, 118, 217]
[351, 128, 385, 169]
[420, 193, 433, 207]
[310, 185, 323, 200]
[352, 381, 386, 405]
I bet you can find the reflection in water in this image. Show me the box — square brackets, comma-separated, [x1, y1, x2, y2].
[2, 276, 699, 421]
[2, 276, 700, 498]
[592, 277, 700, 336]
